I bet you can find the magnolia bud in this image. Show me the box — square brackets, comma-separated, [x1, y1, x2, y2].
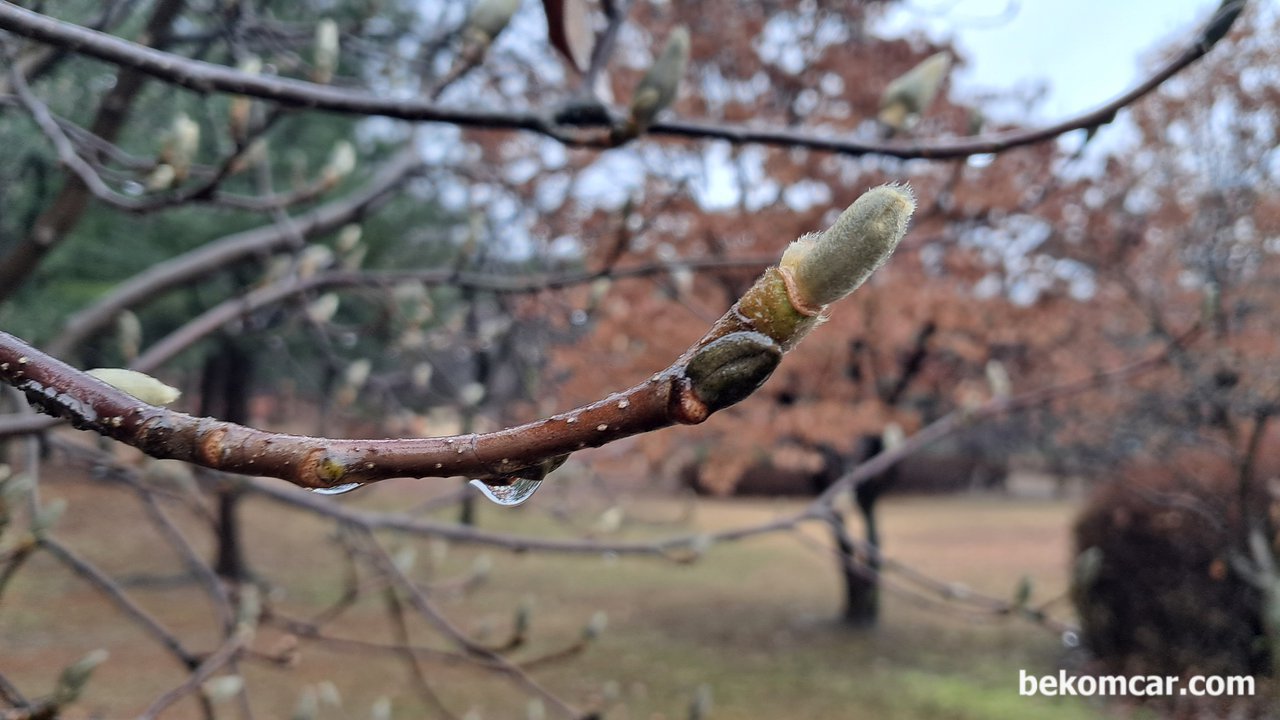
[371, 697, 393, 720]
[312, 19, 340, 84]
[116, 310, 142, 361]
[202, 675, 245, 703]
[52, 649, 109, 705]
[86, 368, 182, 406]
[306, 293, 340, 324]
[779, 184, 914, 310]
[145, 163, 177, 191]
[985, 359, 1011, 399]
[465, 0, 520, 46]
[336, 224, 362, 253]
[293, 686, 318, 720]
[628, 27, 690, 134]
[882, 422, 905, 450]
[164, 113, 201, 182]
[229, 56, 261, 142]
[322, 141, 357, 186]
[878, 51, 951, 133]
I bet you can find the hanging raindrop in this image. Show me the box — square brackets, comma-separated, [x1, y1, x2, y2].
[311, 482, 363, 496]
[469, 476, 543, 506]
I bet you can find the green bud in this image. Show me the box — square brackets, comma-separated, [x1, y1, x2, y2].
[985, 360, 1011, 399]
[165, 113, 200, 182]
[313, 19, 340, 84]
[629, 27, 690, 133]
[684, 332, 782, 413]
[53, 649, 109, 705]
[322, 141, 357, 186]
[780, 184, 914, 309]
[466, 0, 520, 45]
[203, 675, 245, 703]
[86, 368, 182, 406]
[878, 51, 951, 131]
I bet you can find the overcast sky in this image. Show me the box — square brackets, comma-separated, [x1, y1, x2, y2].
[874, 0, 1221, 121]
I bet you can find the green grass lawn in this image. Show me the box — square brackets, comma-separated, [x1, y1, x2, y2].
[2, 468, 1104, 719]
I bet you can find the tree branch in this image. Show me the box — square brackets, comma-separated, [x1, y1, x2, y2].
[0, 0, 1245, 159]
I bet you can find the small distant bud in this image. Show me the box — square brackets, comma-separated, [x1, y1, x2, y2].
[595, 506, 624, 534]
[145, 163, 177, 191]
[459, 382, 486, 407]
[985, 360, 1011, 399]
[412, 362, 435, 390]
[583, 610, 608, 640]
[878, 51, 951, 133]
[392, 546, 418, 574]
[780, 184, 914, 311]
[588, 278, 613, 308]
[316, 681, 342, 708]
[882, 422, 905, 450]
[202, 675, 245, 703]
[343, 359, 372, 389]
[297, 245, 334, 278]
[465, 0, 520, 46]
[322, 141, 357, 186]
[306, 293, 341, 324]
[172, 113, 200, 180]
[116, 310, 142, 361]
[237, 584, 261, 639]
[52, 649, 109, 705]
[86, 368, 182, 406]
[292, 686, 318, 720]
[526, 699, 546, 720]
[312, 19, 340, 84]
[628, 27, 690, 134]
[462, 710, 484, 720]
[670, 264, 694, 297]
[336, 224, 363, 253]
[371, 697, 393, 720]
[33, 498, 67, 535]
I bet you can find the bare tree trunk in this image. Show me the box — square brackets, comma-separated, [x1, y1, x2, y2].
[200, 340, 253, 581]
[839, 434, 894, 627]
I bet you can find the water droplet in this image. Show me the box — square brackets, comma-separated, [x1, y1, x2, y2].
[570, 309, 588, 326]
[311, 482, 363, 496]
[1061, 630, 1079, 648]
[469, 477, 543, 507]
[617, 399, 630, 409]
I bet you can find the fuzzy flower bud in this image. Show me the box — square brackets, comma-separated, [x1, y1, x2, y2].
[86, 368, 182, 406]
[322, 141, 357, 186]
[878, 51, 951, 133]
[628, 26, 690, 134]
[779, 184, 914, 310]
[52, 649, 109, 706]
[163, 113, 201, 182]
[466, 0, 520, 45]
[312, 19, 340, 84]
